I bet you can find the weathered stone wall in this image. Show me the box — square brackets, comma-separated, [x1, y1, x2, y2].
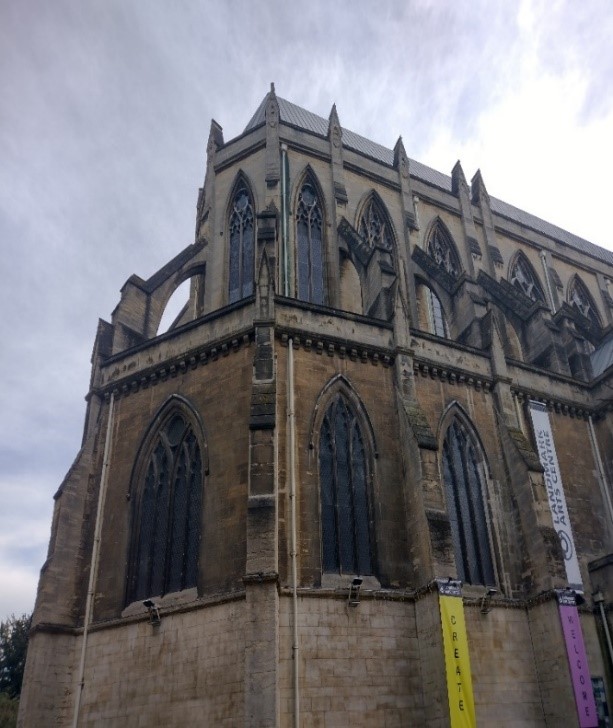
[77, 600, 245, 726]
[278, 594, 423, 727]
[18, 631, 77, 727]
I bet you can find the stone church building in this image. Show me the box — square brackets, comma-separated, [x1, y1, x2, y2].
[19, 87, 613, 726]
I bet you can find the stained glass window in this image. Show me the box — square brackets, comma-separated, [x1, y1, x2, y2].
[129, 413, 203, 602]
[442, 420, 495, 586]
[228, 183, 254, 303]
[427, 222, 461, 278]
[509, 254, 545, 303]
[320, 395, 373, 576]
[296, 181, 324, 304]
[359, 197, 393, 251]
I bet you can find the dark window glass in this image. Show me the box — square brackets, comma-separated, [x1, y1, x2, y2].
[442, 420, 495, 586]
[296, 181, 324, 304]
[510, 255, 545, 303]
[228, 184, 254, 303]
[129, 414, 203, 602]
[319, 395, 373, 575]
[428, 223, 461, 278]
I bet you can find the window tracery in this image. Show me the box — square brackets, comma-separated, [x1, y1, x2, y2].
[296, 180, 324, 304]
[442, 419, 495, 586]
[358, 197, 393, 252]
[427, 222, 461, 278]
[128, 413, 203, 602]
[319, 394, 373, 576]
[228, 183, 254, 303]
[568, 276, 600, 325]
[509, 254, 545, 303]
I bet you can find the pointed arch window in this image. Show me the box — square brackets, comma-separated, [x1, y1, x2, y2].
[128, 412, 203, 602]
[509, 254, 545, 303]
[442, 419, 495, 586]
[359, 197, 393, 252]
[319, 394, 373, 576]
[296, 179, 324, 304]
[427, 222, 461, 278]
[569, 276, 601, 326]
[228, 182, 254, 303]
[417, 281, 449, 338]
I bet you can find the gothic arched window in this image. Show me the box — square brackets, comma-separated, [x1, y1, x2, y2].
[427, 221, 461, 278]
[568, 276, 601, 326]
[228, 182, 255, 303]
[296, 179, 324, 304]
[359, 196, 394, 252]
[319, 394, 373, 576]
[509, 254, 545, 303]
[442, 419, 495, 586]
[128, 412, 203, 603]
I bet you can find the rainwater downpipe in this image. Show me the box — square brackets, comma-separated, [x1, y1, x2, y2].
[288, 338, 299, 728]
[539, 250, 557, 312]
[281, 141, 300, 727]
[72, 393, 115, 728]
[587, 415, 613, 529]
[281, 144, 290, 297]
[594, 591, 613, 671]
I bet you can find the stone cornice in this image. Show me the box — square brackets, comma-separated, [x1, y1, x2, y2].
[277, 329, 393, 367]
[412, 358, 493, 392]
[97, 328, 254, 401]
[511, 388, 594, 420]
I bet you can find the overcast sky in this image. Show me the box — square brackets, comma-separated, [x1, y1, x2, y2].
[1, 0, 612, 619]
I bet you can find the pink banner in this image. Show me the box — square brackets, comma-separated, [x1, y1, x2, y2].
[559, 603, 598, 727]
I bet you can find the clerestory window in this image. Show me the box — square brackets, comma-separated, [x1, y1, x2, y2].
[568, 276, 601, 326]
[442, 419, 495, 586]
[128, 412, 203, 603]
[319, 394, 373, 576]
[509, 254, 545, 303]
[427, 221, 461, 278]
[358, 196, 393, 252]
[296, 180, 324, 304]
[228, 183, 255, 303]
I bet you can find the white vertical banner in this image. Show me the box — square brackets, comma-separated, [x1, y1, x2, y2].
[529, 401, 583, 590]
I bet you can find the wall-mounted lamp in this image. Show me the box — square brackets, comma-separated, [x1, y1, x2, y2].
[348, 577, 363, 608]
[480, 587, 498, 615]
[143, 599, 161, 625]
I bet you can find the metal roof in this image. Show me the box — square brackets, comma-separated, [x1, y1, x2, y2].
[243, 93, 613, 266]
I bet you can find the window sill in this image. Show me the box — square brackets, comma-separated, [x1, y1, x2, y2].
[122, 587, 199, 618]
[320, 573, 380, 590]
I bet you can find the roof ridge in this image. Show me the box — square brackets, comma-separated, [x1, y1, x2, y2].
[239, 94, 613, 265]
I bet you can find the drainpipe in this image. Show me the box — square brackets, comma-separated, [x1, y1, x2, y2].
[283, 139, 300, 727]
[281, 144, 290, 297]
[539, 250, 556, 312]
[72, 393, 115, 728]
[594, 591, 613, 671]
[587, 415, 613, 529]
[288, 339, 299, 728]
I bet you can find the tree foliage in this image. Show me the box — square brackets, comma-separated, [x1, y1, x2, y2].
[0, 691, 19, 728]
[0, 614, 31, 700]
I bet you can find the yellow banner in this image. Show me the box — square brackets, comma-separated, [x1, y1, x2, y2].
[439, 593, 476, 727]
